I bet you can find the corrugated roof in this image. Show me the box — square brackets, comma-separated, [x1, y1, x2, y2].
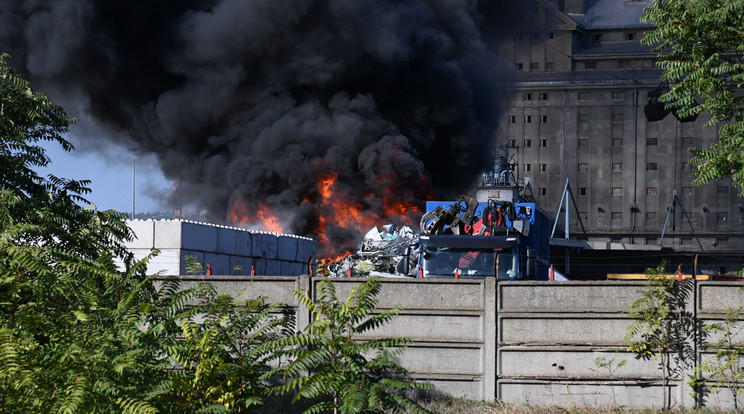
[569, 0, 655, 29]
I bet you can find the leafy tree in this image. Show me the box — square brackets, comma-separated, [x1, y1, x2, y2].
[698, 306, 744, 411]
[0, 53, 282, 413]
[185, 254, 206, 275]
[0, 52, 161, 412]
[152, 282, 287, 413]
[642, 0, 744, 194]
[589, 356, 626, 407]
[264, 276, 432, 414]
[625, 260, 695, 410]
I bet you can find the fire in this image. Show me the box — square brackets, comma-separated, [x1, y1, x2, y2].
[310, 168, 431, 260]
[256, 207, 283, 233]
[385, 199, 419, 218]
[228, 169, 429, 263]
[315, 173, 378, 257]
[319, 172, 336, 201]
[229, 196, 284, 233]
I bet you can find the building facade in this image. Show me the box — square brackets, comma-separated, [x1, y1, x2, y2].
[482, 0, 743, 274]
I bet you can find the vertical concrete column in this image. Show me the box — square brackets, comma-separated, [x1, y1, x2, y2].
[680, 279, 699, 409]
[295, 275, 312, 333]
[484, 277, 497, 401]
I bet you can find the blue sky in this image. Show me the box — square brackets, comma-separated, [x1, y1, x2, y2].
[39, 136, 172, 215]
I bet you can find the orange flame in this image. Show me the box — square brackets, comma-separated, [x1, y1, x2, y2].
[319, 172, 337, 201]
[229, 168, 429, 262]
[315, 173, 379, 258]
[229, 196, 284, 233]
[256, 207, 283, 233]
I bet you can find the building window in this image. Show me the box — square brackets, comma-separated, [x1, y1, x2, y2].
[612, 163, 622, 172]
[541, 115, 548, 123]
[612, 91, 624, 100]
[549, 32, 555, 39]
[545, 62, 555, 71]
[530, 62, 539, 71]
[613, 113, 624, 123]
[524, 164, 531, 172]
[717, 186, 730, 196]
[625, 33, 635, 41]
[540, 139, 547, 147]
[516, 63, 523, 70]
[612, 187, 623, 196]
[592, 34, 602, 43]
[509, 139, 517, 147]
[539, 93, 548, 100]
[647, 138, 658, 146]
[578, 163, 589, 172]
[578, 139, 589, 147]
[647, 187, 658, 196]
[578, 91, 590, 100]
[585, 61, 597, 69]
[682, 187, 693, 196]
[523, 93, 532, 101]
[509, 115, 516, 123]
[617, 60, 631, 68]
[539, 163, 547, 171]
[539, 187, 547, 196]
[579, 187, 588, 195]
[612, 212, 623, 220]
[524, 139, 532, 147]
[647, 162, 658, 171]
[524, 115, 532, 123]
[612, 139, 623, 147]
[611, 237, 623, 243]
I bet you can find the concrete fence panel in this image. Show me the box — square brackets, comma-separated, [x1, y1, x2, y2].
[496, 281, 688, 409]
[166, 275, 744, 410]
[317, 277, 496, 400]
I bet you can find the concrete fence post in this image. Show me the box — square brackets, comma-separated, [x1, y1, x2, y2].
[484, 277, 497, 400]
[295, 275, 312, 333]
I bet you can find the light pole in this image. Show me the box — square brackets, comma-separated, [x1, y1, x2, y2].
[131, 151, 135, 220]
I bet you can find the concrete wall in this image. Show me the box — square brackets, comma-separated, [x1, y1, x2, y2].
[498, 282, 678, 409]
[497, 281, 744, 410]
[172, 276, 744, 410]
[126, 220, 316, 276]
[174, 275, 497, 400]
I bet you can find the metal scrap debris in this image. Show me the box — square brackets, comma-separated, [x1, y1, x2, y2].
[319, 224, 418, 278]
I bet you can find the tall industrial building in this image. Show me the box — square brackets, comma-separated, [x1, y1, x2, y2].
[483, 0, 743, 275]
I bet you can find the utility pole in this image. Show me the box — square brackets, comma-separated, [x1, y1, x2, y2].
[131, 152, 135, 220]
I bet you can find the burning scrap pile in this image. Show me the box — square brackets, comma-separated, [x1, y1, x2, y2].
[316, 194, 521, 278]
[317, 224, 418, 278]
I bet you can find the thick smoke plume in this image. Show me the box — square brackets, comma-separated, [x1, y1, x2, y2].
[2, 0, 515, 255]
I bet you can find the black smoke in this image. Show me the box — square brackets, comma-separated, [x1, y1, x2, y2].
[1, 0, 516, 254]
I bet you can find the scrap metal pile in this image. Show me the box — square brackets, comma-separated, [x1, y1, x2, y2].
[316, 195, 517, 278]
[317, 224, 418, 278]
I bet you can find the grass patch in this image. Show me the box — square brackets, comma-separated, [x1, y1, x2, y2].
[418, 398, 732, 414]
